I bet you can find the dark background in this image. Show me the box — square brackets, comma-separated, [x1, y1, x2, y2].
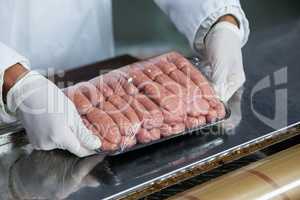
[112, 0, 300, 57]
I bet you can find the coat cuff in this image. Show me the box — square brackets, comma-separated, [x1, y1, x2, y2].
[194, 5, 250, 52]
[0, 42, 31, 123]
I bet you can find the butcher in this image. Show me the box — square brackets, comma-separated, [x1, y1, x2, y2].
[0, 0, 249, 157]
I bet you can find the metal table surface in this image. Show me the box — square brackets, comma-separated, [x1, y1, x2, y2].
[1, 16, 300, 200]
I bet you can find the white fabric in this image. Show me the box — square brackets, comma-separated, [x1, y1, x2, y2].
[154, 0, 249, 51]
[6, 71, 101, 157]
[0, 0, 114, 70]
[205, 22, 245, 102]
[0, 43, 31, 123]
[0, 0, 114, 123]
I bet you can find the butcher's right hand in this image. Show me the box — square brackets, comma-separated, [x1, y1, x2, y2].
[6, 70, 101, 157]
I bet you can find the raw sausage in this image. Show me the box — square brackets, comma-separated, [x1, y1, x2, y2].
[83, 115, 119, 151]
[102, 101, 132, 136]
[163, 109, 184, 124]
[135, 94, 164, 128]
[166, 51, 191, 70]
[103, 72, 126, 96]
[185, 117, 199, 129]
[127, 66, 184, 114]
[160, 124, 173, 137]
[111, 66, 139, 95]
[120, 136, 137, 149]
[215, 101, 226, 119]
[206, 109, 218, 123]
[122, 95, 155, 129]
[185, 116, 207, 129]
[187, 97, 210, 116]
[168, 69, 201, 96]
[86, 108, 121, 144]
[82, 116, 98, 135]
[90, 77, 114, 98]
[126, 65, 152, 87]
[143, 62, 164, 80]
[197, 116, 206, 126]
[180, 65, 217, 101]
[149, 128, 161, 141]
[64, 87, 92, 115]
[76, 82, 104, 106]
[123, 79, 139, 96]
[155, 60, 177, 75]
[154, 72, 187, 98]
[154, 70, 207, 117]
[143, 81, 181, 112]
[136, 128, 153, 144]
[171, 123, 185, 134]
[108, 95, 141, 130]
[101, 139, 119, 151]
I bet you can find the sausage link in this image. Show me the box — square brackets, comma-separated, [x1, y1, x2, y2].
[90, 77, 114, 98]
[127, 65, 185, 115]
[155, 72, 207, 117]
[101, 139, 119, 151]
[160, 124, 173, 137]
[155, 60, 177, 75]
[126, 65, 152, 87]
[197, 116, 206, 126]
[102, 101, 132, 136]
[64, 87, 93, 115]
[166, 51, 191, 70]
[215, 101, 226, 119]
[171, 123, 186, 134]
[206, 109, 218, 123]
[185, 117, 199, 129]
[108, 95, 141, 129]
[120, 136, 137, 149]
[123, 80, 139, 96]
[86, 108, 121, 144]
[181, 66, 217, 100]
[103, 72, 126, 96]
[149, 128, 161, 141]
[155, 73, 187, 97]
[76, 82, 104, 106]
[82, 116, 98, 135]
[143, 62, 164, 80]
[122, 95, 156, 129]
[169, 69, 201, 96]
[136, 128, 153, 144]
[135, 94, 164, 128]
[162, 109, 185, 124]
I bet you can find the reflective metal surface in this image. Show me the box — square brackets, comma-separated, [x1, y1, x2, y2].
[169, 145, 300, 200]
[1, 6, 300, 200]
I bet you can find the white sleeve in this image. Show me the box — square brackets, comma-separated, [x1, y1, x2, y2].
[0, 42, 30, 123]
[154, 0, 250, 52]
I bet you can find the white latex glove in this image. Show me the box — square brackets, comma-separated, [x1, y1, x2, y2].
[205, 21, 246, 102]
[6, 71, 101, 157]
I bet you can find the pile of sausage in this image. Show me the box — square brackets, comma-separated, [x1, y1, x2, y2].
[63, 52, 226, 152]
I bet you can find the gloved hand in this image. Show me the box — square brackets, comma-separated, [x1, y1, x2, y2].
[205, 21, 246, 102]
[6, 71, 101, 157]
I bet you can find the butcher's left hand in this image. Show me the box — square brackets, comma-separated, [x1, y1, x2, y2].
[205, 21, 246, 102]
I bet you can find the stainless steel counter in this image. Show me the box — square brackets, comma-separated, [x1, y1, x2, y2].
[1, 11, 300, 200]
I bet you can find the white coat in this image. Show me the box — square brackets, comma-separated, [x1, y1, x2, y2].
[0, 0, 249, 123]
